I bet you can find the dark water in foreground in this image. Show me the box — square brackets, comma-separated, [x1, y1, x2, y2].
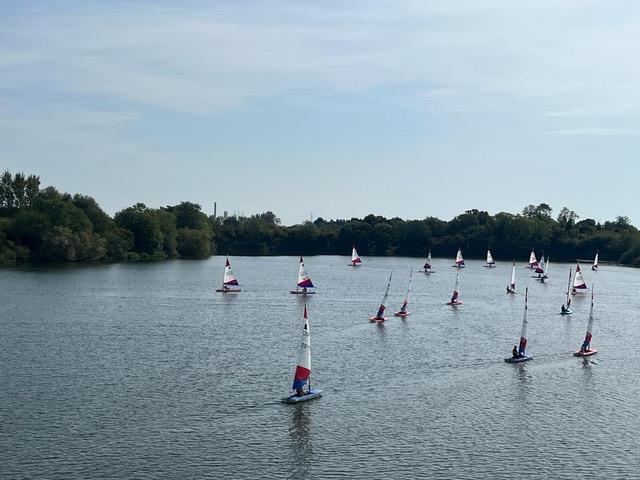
[1, 256, 640, 479]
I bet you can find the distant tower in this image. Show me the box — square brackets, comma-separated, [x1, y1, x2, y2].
[213, 202, 217, 218]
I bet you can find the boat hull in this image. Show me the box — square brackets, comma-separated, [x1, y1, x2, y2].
[216, 288, 241, 293]
[573, 349, 598, 357]
[369, 316, 387, 323]
[483, 265, 496, 268]
[560, 310, 572, 315]
[446, 301, 463, 306]
[394, 311, 410, 317]
[289, 291, 316, 295]
[504, 355, 533, 363]
[452, 265, 466, 268]
[283, 389, 322, 404]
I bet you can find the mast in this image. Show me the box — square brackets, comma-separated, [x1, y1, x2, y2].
[375, 272, 393, 318]
[565, 267, 572, 308]
[583, 287, 595, 349]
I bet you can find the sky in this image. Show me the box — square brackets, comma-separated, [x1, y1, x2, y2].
[1, 0, 640, 226]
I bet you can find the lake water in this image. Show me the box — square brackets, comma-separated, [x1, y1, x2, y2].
[2, 255, 640, 479]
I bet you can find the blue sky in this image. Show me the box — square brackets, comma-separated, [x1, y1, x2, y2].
[1, 0, 639, 225]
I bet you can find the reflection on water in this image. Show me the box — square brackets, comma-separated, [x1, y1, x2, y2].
[288, 405, 313, 480]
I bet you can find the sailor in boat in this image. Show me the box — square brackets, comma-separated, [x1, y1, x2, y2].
[302, 287, 307, 293]
[572, 287, 577, 295]
[512, 346, 519, 358]
[296, 388, 305, 397]
[222, 285, 229, 291]
[561, 304, 567, 313]
[580, 340, 589, 354]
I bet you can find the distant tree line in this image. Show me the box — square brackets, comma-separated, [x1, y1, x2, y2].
[1, 171, 640, 267]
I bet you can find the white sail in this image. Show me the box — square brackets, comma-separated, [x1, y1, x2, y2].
[486, 249, 495, 266]
[423, 250, 432, 270]
[447, 270, 462, 304]
[454, 248, 465, 267]
[518, 288, 529, 355]
[507, 260, 516, 292]
[297, 256, 314, 288]
[351, 245, 362, 265]
[528, 250, 538, 268]
[573, 264, 587, 292]
[292, 305, 311, 391]
[223, 257, 239, 286]
[372, 272, 393, 319]
[398, 269, 413, 313]
[592, 251, 599, 271]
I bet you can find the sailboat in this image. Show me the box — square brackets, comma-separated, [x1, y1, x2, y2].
[573, 287, 597, 357]
[452, 248, 465, 268]
[532, 255, 545, 278]
[560, 267, 572, 315]
[505, 287, 533, 363]
[571, 263, 588, 295]
[394, 269, 413, 317]
[216, 256, 241, 292]
[591, 251, 599, 271]
[483, 249, 496, 268]
[290, 256, 315, 295]
[349, 245, 362, 266]
[422, 249, 434, 274]
[528, 250, 538, 269]
[283, 305, 322, 403]
[370, 272, 392, 323]
[537, 256, 549, 283]
[446, 270, 463, 305]
[506, 260, 516, 294]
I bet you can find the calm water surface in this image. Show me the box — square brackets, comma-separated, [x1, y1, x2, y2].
[2, 256, 640, 479]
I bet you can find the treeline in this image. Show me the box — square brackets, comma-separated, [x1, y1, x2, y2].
[1, 171, 640, 266]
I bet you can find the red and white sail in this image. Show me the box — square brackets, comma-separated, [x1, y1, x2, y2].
[486, 249, 495, 266]
[350, 245, 362, 265]
[448, 270, 462, 304]
[292, 305, 311, 391]
[222, 256, 239, 286]
[507, 260, 516, 292]
[423, 250, 432, 270]
[528, 250, 538, 268]
[297, 256, 314, 289]
[373, 272, 393, 318]
[592, 251, 599, 271]
[454, 248, 465, 267]
[534, 255, 545, 274]
[581, 289, 595, 350]
[517, 288, 529, 356]
[573, 263, 587, 292]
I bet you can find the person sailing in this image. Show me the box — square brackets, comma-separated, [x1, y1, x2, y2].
[561, 304, 567, 313]
[512, 345, 519, 358]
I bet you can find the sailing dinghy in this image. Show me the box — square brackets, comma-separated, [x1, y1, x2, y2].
[591, 251, 599, 271]
[349, 245, 362, 266]
[483, 249, 496, 268]
[283, 305, 321, 403]
[533, 255, 545, 277]
[452, 248, 465, 268]
[528, 250, 538, 269]
[537, 256, 549, 283]
[505, 287, 533, 363]
[216, 256, 241, 292]
[506, 260, 516, 294]
[422, 249, 434, 274]
[394, 269, 412, 317]
[573, 287, 597, 357]
[572, 263, 588, 295]
[560, 267, 572, 315]
[446, 270, 463, 305]
[370, 272, 392, 323]
[290, 256, 315, 294]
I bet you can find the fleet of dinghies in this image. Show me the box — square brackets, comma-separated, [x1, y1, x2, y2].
[216, 248, 603, 403]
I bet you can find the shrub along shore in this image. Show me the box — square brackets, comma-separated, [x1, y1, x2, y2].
[1, 171, 639, 267]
